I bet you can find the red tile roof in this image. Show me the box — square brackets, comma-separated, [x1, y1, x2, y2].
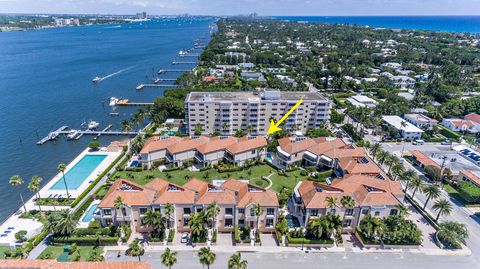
[98, 179, 156, 208]
[140, 136, 183, 154]
[278, 137, 316, 154]
[196, 136, 238, 154]
[410, 150, 441, 169]
[221, 178, 279, 207]
[460, 170, 480, 186]
[465, 113, 480, 125]
[167, 136, 210, 154]
[225, 136, 267, 155]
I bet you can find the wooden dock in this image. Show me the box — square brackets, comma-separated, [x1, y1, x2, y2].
[37, 126, 69, 145]
[172, 61, 197, 65]
[157, 69, 192, 74]
[136, 84, 179, 90]
[117, 99, 154, 106]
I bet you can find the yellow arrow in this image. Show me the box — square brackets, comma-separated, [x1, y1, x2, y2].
[267, 99, 304, 135]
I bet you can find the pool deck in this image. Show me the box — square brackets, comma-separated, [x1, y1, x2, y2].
[40, 148, 121, 199]
[0, 147, 121, 246]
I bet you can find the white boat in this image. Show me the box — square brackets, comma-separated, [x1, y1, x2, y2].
[153, 78, 161, 84]
[92, 76, 102, 83]
[178, 50, 187, 57]
[136, 84, 144, 90]
[109, 97, 119, 106]
[67, 130, 79, 140]
[109, 112, 120, 116]
[87, 121, 99, 130]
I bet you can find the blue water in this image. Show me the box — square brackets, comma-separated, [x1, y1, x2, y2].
[0, 17, 213, 223]
[82, 203, 99, 223]
[50, 154, 107, 190]
[272, 16, 480, 33]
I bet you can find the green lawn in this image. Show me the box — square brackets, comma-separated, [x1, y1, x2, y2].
[114, 164, 307, 193]
[38, 245, 102, 261]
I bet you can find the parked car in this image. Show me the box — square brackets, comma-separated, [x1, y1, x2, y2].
[441, 140, 452, 145]
[412, 139, 425, 145]
[181, 232, 189, 243]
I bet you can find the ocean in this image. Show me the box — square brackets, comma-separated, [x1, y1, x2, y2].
[0, 17, 213, 223]
[272, 16, 480, 34]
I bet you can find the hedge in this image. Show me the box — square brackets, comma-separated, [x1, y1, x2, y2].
[287, 235, 334, 245]
[72, 196, 94, 221]
[52, 236, 119, 246]
[438, 126, 461, 141]
[455, 181, 480, 204]
[71, 151, 125, 208]
[168, 229, 175, 243]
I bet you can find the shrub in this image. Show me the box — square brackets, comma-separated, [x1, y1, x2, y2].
[88, 140, 101, 150]
[211, 230, 217, 243]
[72, 196, 94, 221]
[234, 225, 240, 243]
[168, 229, 175, 243]
[15, 230, 27, 242]
[456, 181, 480, 204]
[88, 220, 102, 229]
[69, 243, 78, 255]
[52, 236, 119, 246]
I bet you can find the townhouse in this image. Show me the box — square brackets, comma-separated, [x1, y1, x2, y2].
[404, 113, 438, 128]
[291, 175, 404, 232]
[140, 135, 267, 169]
[185, 89, 331, 136]
[95, 178, 279, 233]
[382, 115, 424, 140]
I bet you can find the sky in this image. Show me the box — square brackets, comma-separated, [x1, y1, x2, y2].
[0, 0, 480, 16]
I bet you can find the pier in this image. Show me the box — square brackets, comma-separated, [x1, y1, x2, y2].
[180, 54, 200, 57]
[117, 99, 154, 106]
[157, 69, 192, 74]
[136, 84, 179, 90]
[36, 126, 68, 145]
[154, 78, 177, 82]
[172, 61, 197, 65]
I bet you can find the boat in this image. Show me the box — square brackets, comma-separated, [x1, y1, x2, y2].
[109, 112, 120, 116]
[136, 84, 145, 90]
[178, 50, 187, 57]
[67, 130, 79, 140]
[109, 97, 119, 106]
[87, 121, 99, 130]
[92, 76, 102, 83]
[153, 78, 161, 84]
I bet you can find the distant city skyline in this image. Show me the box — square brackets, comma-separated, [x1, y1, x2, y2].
[1, 0, 480, 16]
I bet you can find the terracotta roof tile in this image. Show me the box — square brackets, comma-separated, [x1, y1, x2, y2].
[98, 179, 156, 208]
[278, 137, 316, 154]
[146, 178, 195, 205]
[460, 170, 480, 186]
[167, 136, 210, 154]
[410, 150, 441, 169]
[465, 113, 480, 125]
[196, 136, 238, 154]
[225, 136, 267, 155]
[140, 136, 183, 154]
[221, 179, 278, 207]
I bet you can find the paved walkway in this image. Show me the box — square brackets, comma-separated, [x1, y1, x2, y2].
[27, 234, 50, 260]
[265, 173, 274, 189]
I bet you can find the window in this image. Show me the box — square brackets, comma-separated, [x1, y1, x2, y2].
[225, 208, 233, 215]
[361, 209, 369, 215]
[345, 208, 354, 216]
[390, 209, 398, 216]
[103, 209, 112, 216]
[374, 211, 380, 217]
[183, 208, 191, 215]
[267, 208, 275, 216]
[251, 150, 256, 154]
[139, 208, 148, 215]
[121, 208, 127, 216]
[105, 218, 112, 225]
[183, 217, 189, 227]
[330, 209, 336, 215]
[266, 219, 274, 227]
[225, 218, 233, 227]
[238, 208, 245, 214]
[250, 208, 255, 216]
[310, 209, 318, 216]
[343, 219, 352, 228]
[196, 208, 203, 213]
[238, 219, 245, 225]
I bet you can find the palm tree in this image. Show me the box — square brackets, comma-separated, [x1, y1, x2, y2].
[399, 170, 417, 193]
[252, 203, 264, 232]
[422, 184, 441, 210]
[9, 175, 27, 213]
[394, 204, 409, 219]
[122, 119, 134, 145]
[376, 150, 389, 165]
[129, 238, 144, 261]
[189, 213, 205, 239]
[368, 143, 382, 161]
[28, 176, 43, 212]
[222, 122, 229, 133]
[161, 247, 177, 269]
[325, 197, 337, 214]
[143, 209, 164, 238]
[198, 247, 216, 269]
[359, 214, 385, 239]
[432, 199, 453, 222]
[206, 202, 220, 231]
[55, 209, 78, 238]
[340, 196, 355, 208]
[246, 125, 254, 135]
[385, 154, 398, 175]
[114, 196, 124, 224]
[228, 252, 248, 269]
[390, 163, 405, 181]
[164, 203, 175, 229]
[408, 176, 425, 198]
[437, 221, 468, 249]
[57, 163, 70, 198]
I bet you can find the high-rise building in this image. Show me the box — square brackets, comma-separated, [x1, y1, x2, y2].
[185, 89, 332, 136]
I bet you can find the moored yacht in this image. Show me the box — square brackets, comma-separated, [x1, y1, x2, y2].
[67, 130, 79, 140]
[92, 76, 102, 83]
[109, 97, 119, 106]
[87, 121, 99, 130]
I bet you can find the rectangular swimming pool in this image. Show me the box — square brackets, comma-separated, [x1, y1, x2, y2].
[50, 154, 107, 190]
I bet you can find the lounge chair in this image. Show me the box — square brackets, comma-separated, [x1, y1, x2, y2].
[7, 227, 14, 230]
[0, 234, 7, 237]
[48, 194, 53, 198]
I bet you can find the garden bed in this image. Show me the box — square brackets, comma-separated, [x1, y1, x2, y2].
[354, 230, 381, 248]
[286, 235, 334, 247]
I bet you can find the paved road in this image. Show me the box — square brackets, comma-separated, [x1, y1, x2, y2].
[105, 249, 477, 269]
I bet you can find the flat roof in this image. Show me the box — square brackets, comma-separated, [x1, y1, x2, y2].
[186, 91, 327, 102]
[382, 115, 424, 133]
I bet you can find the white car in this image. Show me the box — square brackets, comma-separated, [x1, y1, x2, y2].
[412, 139, 425, 145]
[181, 232, 189, 243]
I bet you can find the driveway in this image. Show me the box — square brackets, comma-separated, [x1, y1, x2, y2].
[407, 205, 437, 249]
[260, 233, 278, 247]
[216, 232, 233, 247]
